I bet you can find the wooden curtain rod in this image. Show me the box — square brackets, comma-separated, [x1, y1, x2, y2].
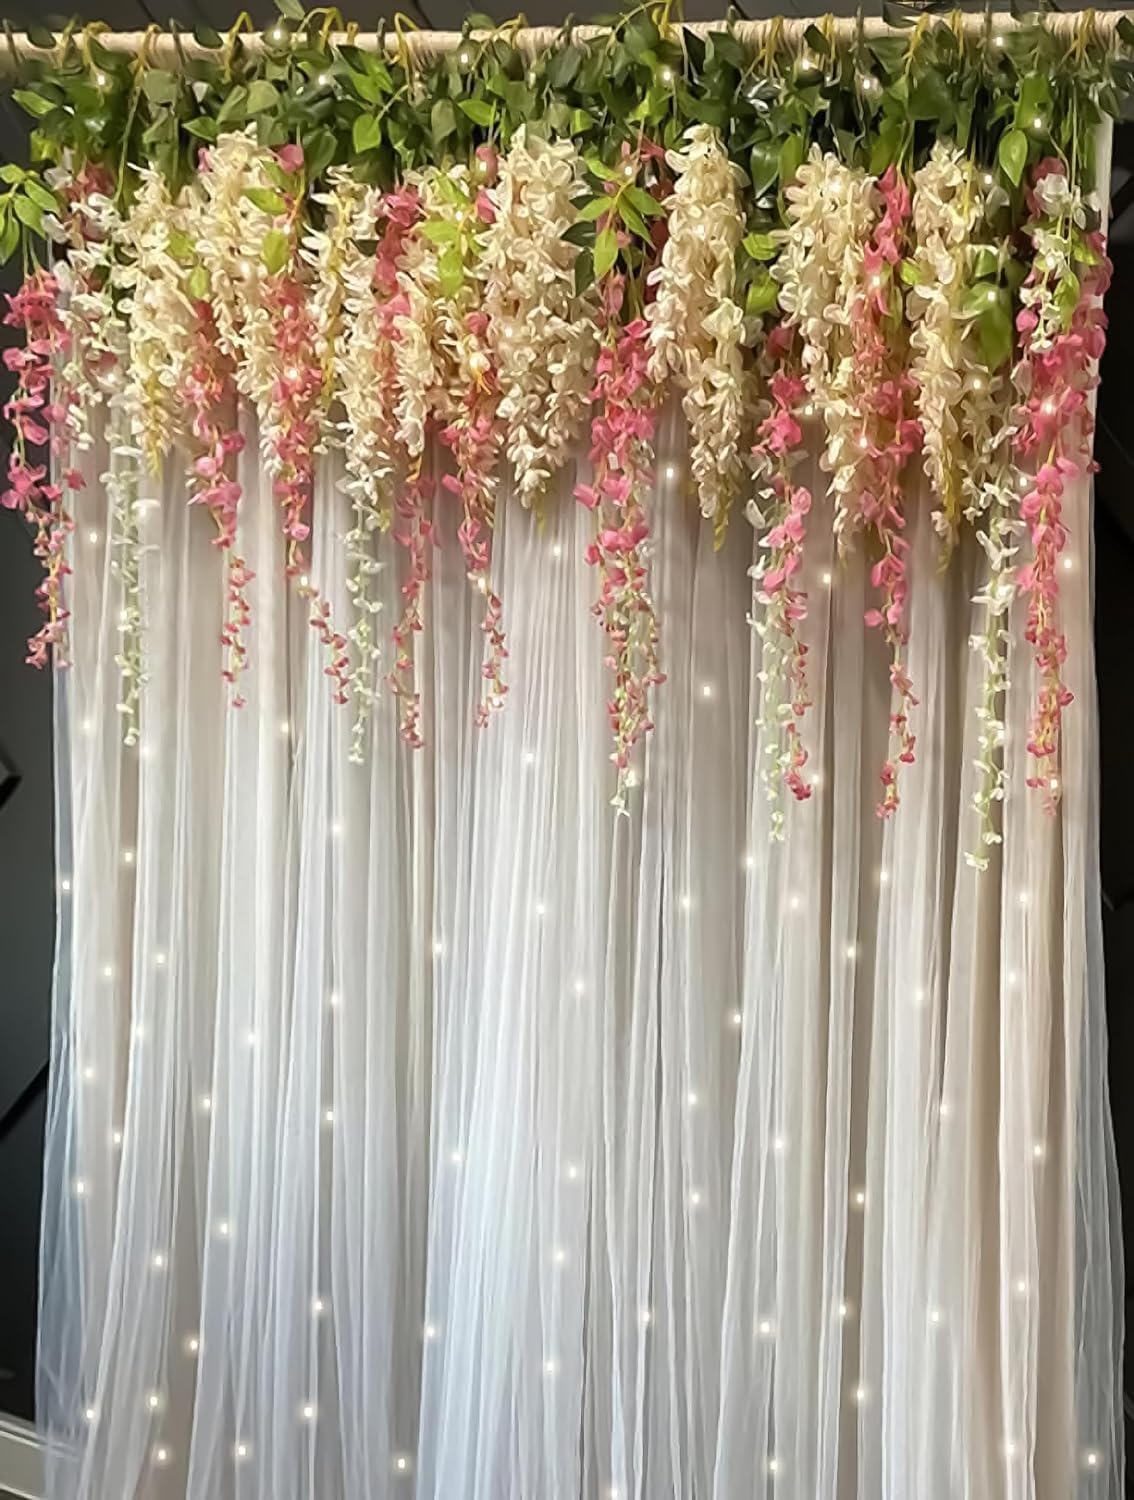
[0, 10, 1129, 68]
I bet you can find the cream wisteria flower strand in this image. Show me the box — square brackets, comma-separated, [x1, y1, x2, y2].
[483, 127, 596, 508]
[907, 143, 983, 553]
[647, 124, 748, 538]
[576, 271, 664, 808]
[321, 176, 390, 757]
[182, 299, 249, 703]
[749, 321, 813, 833]
[1012, 158, 1110, 806]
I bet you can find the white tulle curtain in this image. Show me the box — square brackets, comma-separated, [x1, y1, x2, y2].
[39, 203, 1122, 1500]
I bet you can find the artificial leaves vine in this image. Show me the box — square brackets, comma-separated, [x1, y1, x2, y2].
[0, 2, 1125, 853]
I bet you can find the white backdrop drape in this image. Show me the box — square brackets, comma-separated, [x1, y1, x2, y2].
[36, 172, 1123, 1500]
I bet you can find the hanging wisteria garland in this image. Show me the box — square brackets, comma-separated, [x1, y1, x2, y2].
[0, 5, 1127, 849]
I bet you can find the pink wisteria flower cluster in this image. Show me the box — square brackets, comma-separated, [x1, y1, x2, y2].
[577, 275, 664, 808]
[1012, 160, 1111, 806]
[851, 167, 923, 819]
[3, 268, 75, 669]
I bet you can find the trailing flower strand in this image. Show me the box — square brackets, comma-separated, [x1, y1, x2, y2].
[3, 269, 74, 669]
[1012, 159, 1110, 806]
[851, 168, 923, 819]
[576, 276, 663, 806]
[648, 124, 748, 537]
[750, 321, 813, 834]
[196, 132, 350, 704]
[483, 128, 596, 507]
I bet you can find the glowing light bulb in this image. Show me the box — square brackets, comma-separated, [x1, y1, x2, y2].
[269, 25, 285, 42]
[84, 1407, 97, 1424]
[60, 877, 71, 893]
[730, 1010, 742, 1028]
[687, 1090, 700, 1108]
[186, 1336, 199, 1354]
[552, 1246, 568, 1266]
[102, 963, 114, 980]
[1062, 555, 1074, 572]
[155, 951, 167, 967]
[235, 1442, 249, 1460]
[318, 72, 331, 88]
[200, 1094, 212, 1113]
[1032, 1142, 1045, 1161]
[853, 1189, 866, 1208]
[929, 1307, 942, 1325]
[852, 1385, 867, 1405]
[147, 1393, 161, 1411]
[152, 1252, 167, 1270]
[323, 1108, 334, 1125]
[551, 542, 563, 559]
[1085, 1450, 1101, 1469]
[690, 1189, 703, 1207]
[155, 1446, 170, 1465]
[821, 570, 832, 587]
[458, 48, 471, 66]
[982, 172, 994, 187]
[972, 376, 984, 391]
[566, 1163, 580, 1181]
[758, 1318, 773, 1337]
[312, 1297, 325, 1315]
[74, 1178, 88, 1198]
[700, 682, 714, 700]
[424, 1322, 439, 1340]
[1032, 116, 1044, 131]
[217, 1219, 231, 1238]
[837, 1301, 850, 1320]
[659, 65, 674, 86]
[83, 1064, 95, 1082]
[95, 70, 108, 87]
[544, 1357, 559, 1375]
[394, 1454, 411, 1473]
[301, 1403, 315, 1423]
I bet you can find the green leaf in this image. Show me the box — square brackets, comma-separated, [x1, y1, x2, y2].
[193, 25, 223, 48]
[909, 70, 953, 123]
[216, 86, 249, 126]
[0, 165, 22, 185]
[438, 244, 464, 296]
[353, 113, 383, 152]
[186, 264, 210, 300]
[0, 211, 19, 264]
[431, 98, 458, 144]
[970, 245, 1000, 280]
[184, 117, 219, 141]
[142, 70, 179, 105]
[458, 98, 496, 127]
[577, 195, 612, 222]
[745, 268, 779, 317]
[246, 80, 281, 115]
[594, 225, 619, 279]
[743, 231, 777, 262]
[961, 282, 1003, 321]
[547, 43, 584, 90]
[419, 218, 460, 244]
[1055, 270, 1081, 327]
[23, 179, 58, 214]
[778, 133, 804, 190]
[623, 184, 662, 218]
[898, 259, 922, 287]
[12, 89, 56, 119]
[26, 25, 56, 48]
[976, 297, 1013, 370]
[803, 24, 830, 55]
[13, 196, 44, 234]
[303, 128, 337, 181]
[617, 198, 651, 238]
[625, 13, 661, 61]
[750, 142, 779, 197]
[244, 186, 288, 215]
[574, 246, 594, 298]
[1119, 14, 1134, 47]
[998, 128, 1028, 188]
[570, 108, 594, 135]
[167, 228, 195, 263]
[261, 228, 290, 275]
[276, 0, 305, 18]
[561, 220, 595, 248]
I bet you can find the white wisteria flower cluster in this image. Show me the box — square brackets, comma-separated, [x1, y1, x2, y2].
[117, 168, 195, 477]
[776, 146, 876, 547]
[482, 127, 596, 506]
[648, 124, 748, 526]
